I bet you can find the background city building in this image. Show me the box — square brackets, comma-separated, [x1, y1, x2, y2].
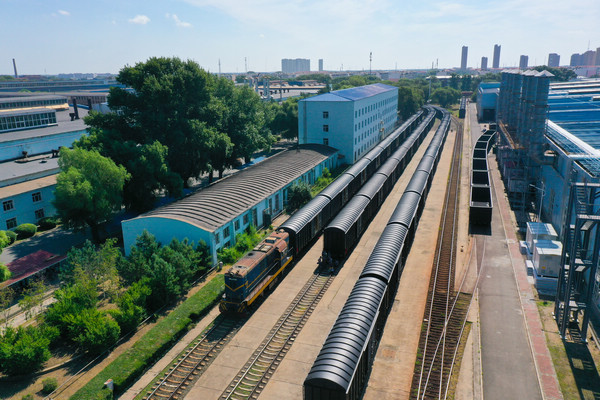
[318, 59, 324, 72]
[481, 56, 488, 70]
[461, 46, 468, 70]
[548, 53, 560, 67]
[493, 44, 501, 68]
[519, 55, 529, 69]
[281, 58, 310, 74]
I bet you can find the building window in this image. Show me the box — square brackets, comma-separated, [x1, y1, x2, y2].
[235, 219, 240, 231]
[323, 125, 329, 132]
[6, 217, 17, 230]
[215, 232, 221, 244]
[32, 192, 42, 202]
[323, 111, 329, 119]
[35, 208, 45, 220]
[2, 200, 14, 212]
[243, 213, 249, 225]
[224, 226, 230, 238]
[323, 138, 329, 145]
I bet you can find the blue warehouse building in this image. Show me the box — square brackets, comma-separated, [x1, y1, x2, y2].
[476, 82, 500, 121]
[121, 144, 338, 265]
[298, 83, 398, 164]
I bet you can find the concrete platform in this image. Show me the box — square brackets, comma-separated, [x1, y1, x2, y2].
[364, 119, 459, 399]
[190, 121, 443, 400]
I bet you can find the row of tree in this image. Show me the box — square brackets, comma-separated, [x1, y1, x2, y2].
[0, 232, 211, 376]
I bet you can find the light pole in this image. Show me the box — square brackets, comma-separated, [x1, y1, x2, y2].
[529, 181, 546, 223]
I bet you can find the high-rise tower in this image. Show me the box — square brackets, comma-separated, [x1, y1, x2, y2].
[461, 46, 468, 70]
[493, 44, 501, 68]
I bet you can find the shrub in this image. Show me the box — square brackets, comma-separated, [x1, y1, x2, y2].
[0, 263, 10, 282]
[0, 231, 9, 248]
[38, 217, 57, 231]
[4, 230, 16, 245]
[21, 395, 34, 400]
[42, 377, 58, 394]
[14, 223, 37, 240]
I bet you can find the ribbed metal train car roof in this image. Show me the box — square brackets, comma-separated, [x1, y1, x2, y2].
[390, 145, 410, 162]
[405, 170, 429, 195]
[317, 173, 355, 200]
[389, 191, 421, 226]
[280, 194, 330, 233]
[424, 145, 440, 160]
[417, 154, 436, 174]
[134, 145, 335, 232]
[305, 277, 386, 392]
[356, 173, 388, 200]
[325, 195, 371, 233]
[363, 145, 384, 162]
[344, 157, 371, 178]
[360, 224, 408, 283]
[376, 157, 400, 178]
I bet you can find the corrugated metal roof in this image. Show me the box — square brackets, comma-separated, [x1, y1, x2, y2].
[134, 144, 336, 232]
[303, 83, 396, 102]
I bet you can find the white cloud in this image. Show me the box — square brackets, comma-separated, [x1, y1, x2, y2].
[166, 13, 192, 28]
[128, 15, 151, 25]
[58, 10, 70, 16]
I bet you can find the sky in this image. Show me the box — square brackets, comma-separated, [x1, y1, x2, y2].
[1, 0, 599, 75]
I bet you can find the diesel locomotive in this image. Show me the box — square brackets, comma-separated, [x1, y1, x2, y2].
[219, 230, 292, 313]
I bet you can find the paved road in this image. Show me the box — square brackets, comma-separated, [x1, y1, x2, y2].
[469, 103, 543, 400]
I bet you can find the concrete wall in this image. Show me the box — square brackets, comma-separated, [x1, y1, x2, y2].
[0, 184, 56, 230]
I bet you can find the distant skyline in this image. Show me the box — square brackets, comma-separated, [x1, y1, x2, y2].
[1, 0, 599, 75]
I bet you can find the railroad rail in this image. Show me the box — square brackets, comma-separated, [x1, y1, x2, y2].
[220, 270, 334, 400]
[144, 317, 246, 400]
[411, 117, 470, 400]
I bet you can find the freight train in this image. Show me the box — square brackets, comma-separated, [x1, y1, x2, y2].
[219, 107, 435, 314]
[303, 107, 452, 400]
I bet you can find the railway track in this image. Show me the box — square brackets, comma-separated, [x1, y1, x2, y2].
[144, 316, 246, 400]
[220, 270, 334, 400]
[411, 117, 471, 400]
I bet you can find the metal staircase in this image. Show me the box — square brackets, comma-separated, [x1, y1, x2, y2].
[555, 182, 600, 341]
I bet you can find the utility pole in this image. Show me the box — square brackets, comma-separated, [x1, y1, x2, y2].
[369, 52, 372, 75]
[218, 59, 221, 78]
[245, 57, 248, 73]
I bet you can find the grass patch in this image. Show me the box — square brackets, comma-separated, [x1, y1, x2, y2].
[70, 275, 225, 400]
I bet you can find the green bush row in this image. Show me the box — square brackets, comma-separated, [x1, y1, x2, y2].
[69, 274, 225, 400]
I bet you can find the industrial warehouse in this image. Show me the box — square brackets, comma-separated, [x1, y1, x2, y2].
[121, 144, 338, 264]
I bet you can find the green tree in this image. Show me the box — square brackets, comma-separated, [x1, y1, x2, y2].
[64, 239, 121, 299]
[397, 87, 425, 120]
[147, 254, 181, 309]
[0, 325, 58, 375]
[270, 98, 299, 140]
[64, 309, 120, 355]
[118, 230, 159, 284]
[18, 278, 46, 320]
[45, 280, 98, 335]
[54, 148, 130, 242]
[0, 287, 14, 327]
[431, 87, 461, 108]
[461, 75, 473, 91]
[286, 181, 313, 212]
[110, 278, 151, 332]
[449, 73, 460, 90]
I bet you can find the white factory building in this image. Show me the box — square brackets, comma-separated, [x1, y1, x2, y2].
[298, 83, 399, 164]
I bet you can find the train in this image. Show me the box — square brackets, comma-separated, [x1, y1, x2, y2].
[303, 108, 452, 400]
[469, 128, 496, 226]
[219, 107, 435, 314]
